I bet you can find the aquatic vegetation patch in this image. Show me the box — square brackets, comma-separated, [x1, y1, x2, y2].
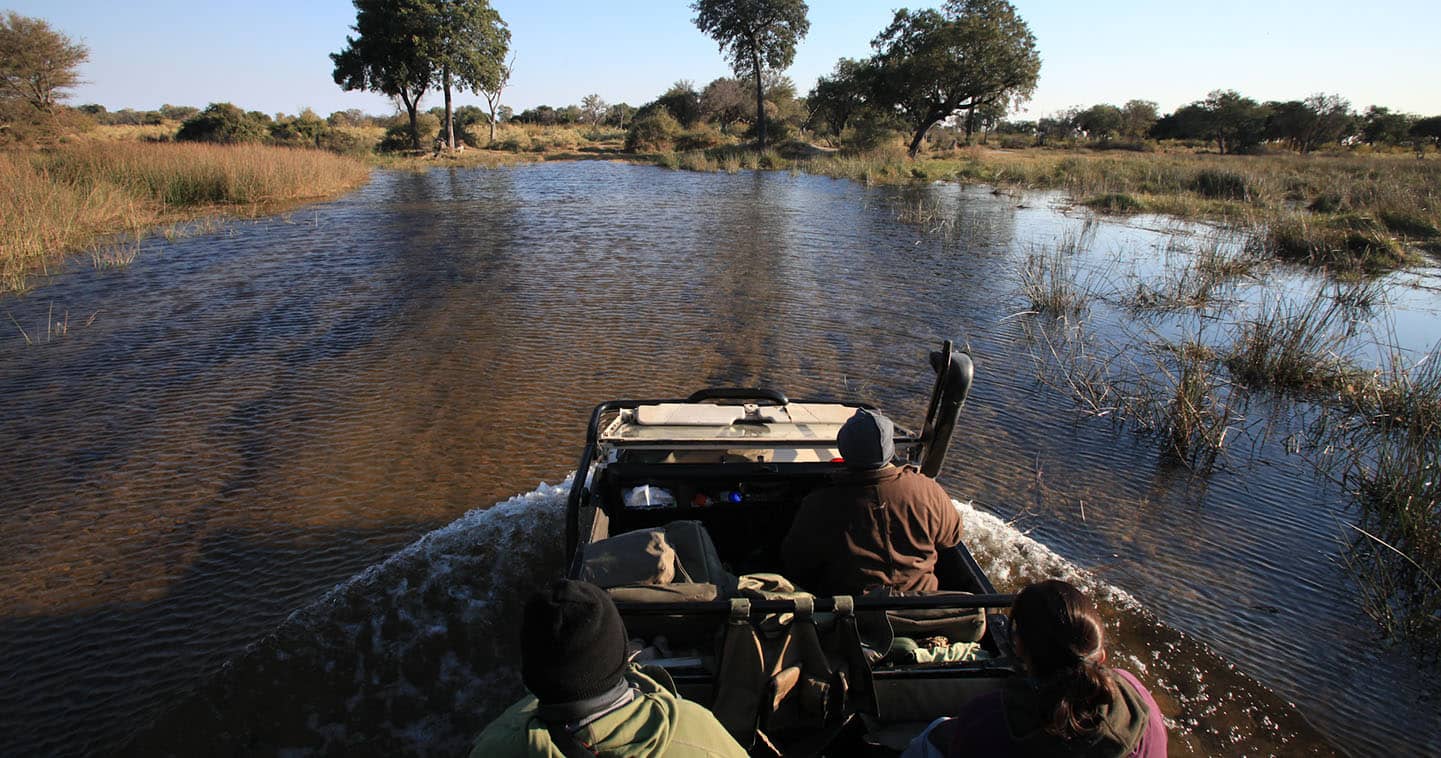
[1224, 293, 1360, 395]
[1084, 193, 1146, 213]
[1260, 214, 1415, 273]
[1190, 169, 1254, 201]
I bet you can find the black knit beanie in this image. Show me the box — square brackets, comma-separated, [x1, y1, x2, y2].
[837, 408, 895, 469]
[521, 579, 628, 705]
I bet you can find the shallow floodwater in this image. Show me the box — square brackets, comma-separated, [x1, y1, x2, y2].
[2, 163, 1438, 756]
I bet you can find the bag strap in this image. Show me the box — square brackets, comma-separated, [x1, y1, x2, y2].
[832, 595, 881, 718]
[711, 598, 764, 747]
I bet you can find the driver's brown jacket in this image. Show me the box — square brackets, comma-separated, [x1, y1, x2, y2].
[781, 464, 963, 595]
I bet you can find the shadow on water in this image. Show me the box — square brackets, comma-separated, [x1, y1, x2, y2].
[0, 522, 436, 757]
[3, 163, 1440, 756]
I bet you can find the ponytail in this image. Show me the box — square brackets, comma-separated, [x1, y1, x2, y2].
[1011, 580, 1119, 739]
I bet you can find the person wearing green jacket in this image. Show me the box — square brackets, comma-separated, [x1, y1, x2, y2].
[471, 579, 747, 758]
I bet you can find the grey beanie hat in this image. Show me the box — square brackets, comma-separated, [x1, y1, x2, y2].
[837, 408, 895, 469]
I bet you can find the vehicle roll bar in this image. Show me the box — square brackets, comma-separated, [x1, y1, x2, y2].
[919, 342, 974, 478]
[614, 592, 1014, 616]
[685, 388, 790, 405]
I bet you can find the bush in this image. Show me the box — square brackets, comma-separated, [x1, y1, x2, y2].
[625, 110, 680, 153]
[998, 134, 1033, 149]
[318, 129, 370, 156]
[841, 113, 905, 152]
[492, 129, 531, 152]
[269, 111, 329, 148]
[1190, 169, 1253, 200]
[176, 103, 269, 144]
[744, 117, 793, 145]
[674, 124, 726, 152]
[377, 112, 440, 152]
[1085, 193, 1147, 213]
[1378, 209, 1440, 239]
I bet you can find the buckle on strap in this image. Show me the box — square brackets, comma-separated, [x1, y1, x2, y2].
[833, 595, 854, 617]
[729, 597, 752, 623]
[793, 595, 814, 620]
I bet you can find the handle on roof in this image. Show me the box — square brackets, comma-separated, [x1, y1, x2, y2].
[685, 388, 789, 406]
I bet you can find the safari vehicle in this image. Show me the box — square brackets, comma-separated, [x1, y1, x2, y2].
[563, 342, 1017, 755]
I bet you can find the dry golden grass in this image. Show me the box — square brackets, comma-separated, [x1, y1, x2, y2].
[66, 121, 183, 143]
[1, 142, 371, 293]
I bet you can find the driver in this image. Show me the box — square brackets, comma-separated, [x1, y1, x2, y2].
[781, 408, 963, 595]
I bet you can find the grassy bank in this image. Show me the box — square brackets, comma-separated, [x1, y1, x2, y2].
[808, 147, 1438, 274]
[1, 142, 371, 294]
[611, 142, 1441, 276]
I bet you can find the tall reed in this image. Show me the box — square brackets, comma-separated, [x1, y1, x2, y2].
[1, 143, 370, 293]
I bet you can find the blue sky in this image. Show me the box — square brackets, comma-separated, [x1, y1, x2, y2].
[16, 1, 1441, 119]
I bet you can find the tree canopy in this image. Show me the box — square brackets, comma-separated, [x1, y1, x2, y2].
[692, 0, 809, 150]
[0, 11, 88, 142]
[867, 0, 1040, 157]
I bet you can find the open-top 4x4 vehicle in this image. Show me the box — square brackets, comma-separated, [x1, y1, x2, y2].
[563, 342, 1018, 756]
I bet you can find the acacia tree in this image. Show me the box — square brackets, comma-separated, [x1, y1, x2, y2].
[0, 11, 89, 136]
[1120, 99, 1158, 140]
[692, 0, 809, 151]
[480, 53, 513, 143]
[1199, 90, 1267, 154]
[1413, 116, 1441, 157]
[580, 93, 608, 126]
[700, 77, 749, 133]
[432, 0, 509, 150]
[332, 0, 435, 150]
[868, 0, 1040, 157]
[806, 58, 870, 140]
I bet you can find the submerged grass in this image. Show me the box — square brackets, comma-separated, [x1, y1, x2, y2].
[1019, 243, 1087, 316]
[1, 142, 371, 294]
[1321, 347, 1441, 652]
[1224, 293, 1359, 395]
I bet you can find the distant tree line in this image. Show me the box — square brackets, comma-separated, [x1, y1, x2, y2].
[989, 91, 1441, 156]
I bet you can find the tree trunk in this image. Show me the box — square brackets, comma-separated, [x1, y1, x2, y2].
[444, 66, 455, 151]
[489, 110, 497, 143]
[401, 91, 421, 151]
[907, 121, 934, 158]
[751, 42, 765, 152]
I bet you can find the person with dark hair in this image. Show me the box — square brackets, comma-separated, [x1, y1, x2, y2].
[904, 579, 1167, 757]
[782, 408, 963, 595]
[470, 579, 746, 758]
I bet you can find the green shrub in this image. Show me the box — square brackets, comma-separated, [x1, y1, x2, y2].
[377, 113, 440, 152]
[318, 129, 370, 156]
[675, 124, 726, 152]
[1085, 193, 1147, 213]
[1191, 169, 1253, 200]
[998, 134, 1033, 150]
[493, 130, 530, 152]
[175, 103, 269, 144]
[744, 117, 793, 144]
[625, 110, 681, 153]
[1379, 209, 1440, 238]
[269, 111, 328, 148]
[1309, 192, 1346, 213]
